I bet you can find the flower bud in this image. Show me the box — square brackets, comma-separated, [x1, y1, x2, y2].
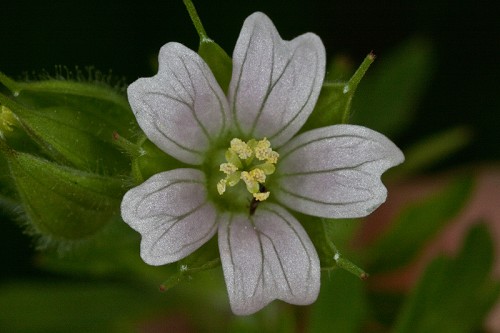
[4, 147, 124, 242]
[0, 72, 138, 175]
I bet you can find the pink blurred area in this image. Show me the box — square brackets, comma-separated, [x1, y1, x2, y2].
[357, 166, 500, 331]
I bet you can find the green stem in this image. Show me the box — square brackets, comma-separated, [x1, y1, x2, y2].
[183, 0, 210, 42]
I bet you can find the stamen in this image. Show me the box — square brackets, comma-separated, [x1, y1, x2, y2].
[217, 137, 279, 202]
[254, 138, 271, 160]
[226, 171, 241, 186]
[230, 138, 252, 159]
[249, 168, 266, 183]
[253, 192, 270, 201]
[217, 179, 227, 195]
[240, 171, 259, 193]
[220, 162, 238, 175]
[256, 162, 275, 175]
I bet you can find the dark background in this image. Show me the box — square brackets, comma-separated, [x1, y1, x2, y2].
[1, 0, 498, 278]
[1, 0, 498, 160]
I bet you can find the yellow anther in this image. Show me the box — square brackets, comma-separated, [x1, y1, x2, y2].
[253, 192, 270, 201]
[217, 179, 227, 195]
[220, 162, 238, 175]
[240, 171, 259, 193]
[266, 151, 279, 164]
[230, 138, 253, 159]
[254, 138, 279, 163]
[249, 168, 266, 183]
[217, 137, 279, 202]
[254, 138, 271, 160]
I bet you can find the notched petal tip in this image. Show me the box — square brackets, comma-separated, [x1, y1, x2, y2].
[121, 169, 218, 266]
[218, 204, 320, 315]
[275, 125, 404, 219]
[229, 12, 326, 147]
[127, 42, 229, 165]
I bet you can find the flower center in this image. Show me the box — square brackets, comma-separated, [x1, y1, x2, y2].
[217, 137, 279, 202]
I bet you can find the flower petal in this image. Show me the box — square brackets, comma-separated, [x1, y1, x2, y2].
[121, 168, 218, 265]
[128, 42, 229, 165]
[228, 12, 325, 147]
[218, 203, 320, 315]
[274, 125, 404, 218]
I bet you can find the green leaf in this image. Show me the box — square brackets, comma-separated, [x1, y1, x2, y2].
[227, 303, 295, 333]
[351, 38, 434, 136]
[301, 53, 374, 132]
[4, 149, 124, 242]
[308, 270, 367, 333]
[393, 223, 500, 333]
[0, 281, 167, 333]
[37, 220, 181, 287]
[368, 175, 474, 273]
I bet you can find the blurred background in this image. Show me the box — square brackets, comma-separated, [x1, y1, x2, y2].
[0, 0, 498, 332]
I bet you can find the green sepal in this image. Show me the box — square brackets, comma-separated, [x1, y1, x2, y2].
[130, 135, 187, 184]
[160, 236, 220, 291]
[198, 41, 232, 93]
[183, 0, 232, 92]
[301, 53, 374, 132]
[367, 175, 474, 273]
[3, 147, 125, 242]
[300, 213, 367, 278]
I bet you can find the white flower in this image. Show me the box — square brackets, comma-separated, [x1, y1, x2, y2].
[121, 12, 404, 315]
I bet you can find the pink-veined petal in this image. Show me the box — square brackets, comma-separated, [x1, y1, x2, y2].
[128, 42, 229, 165]
[228, 12, 325, 147]
[274, 125, 404, 218]
[218, 203, 320, 315]
[121, 168, 218, 265]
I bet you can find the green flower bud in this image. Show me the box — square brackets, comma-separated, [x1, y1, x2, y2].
[2, 145, 124, 243]
[0, 72, 138, 175]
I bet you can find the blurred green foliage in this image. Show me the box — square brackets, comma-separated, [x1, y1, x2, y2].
[393, 224, 500, 333]
[0, 2, 498, 332]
